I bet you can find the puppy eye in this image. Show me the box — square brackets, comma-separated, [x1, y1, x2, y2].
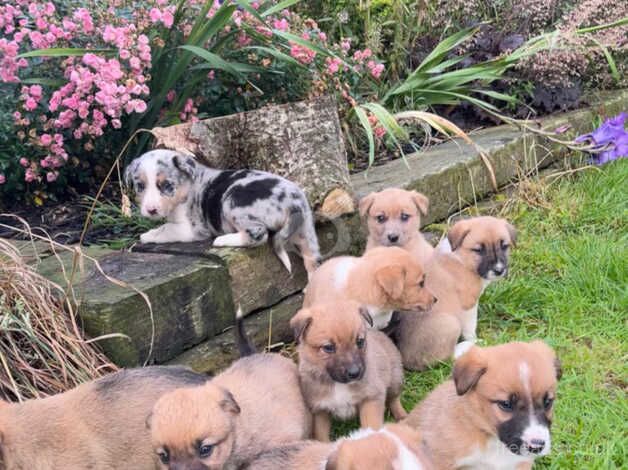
[376, 215, 387, 224]
[496, 400, 513, 412]
[501, 240, 510, 249]
[159, 180, 174, 193]
[543, 394, 554, 410]
[471, 246, 484, 254]
[136, 181, 145, 192]
[157, 449, 169, 464]
[356, 337, 365, 349]
[198, 443, 213, 458]
[400, 213, 410, 222]
[321, 343, 336, 354]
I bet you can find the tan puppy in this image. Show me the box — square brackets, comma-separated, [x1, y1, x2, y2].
[397, 216, 516, 370]
[0, 366, 208, 470]
[246, 423, 433, 470]
[290, 301, 406, 442]
[360, 188, 434, 265]
[404, 341, 561, 470]
[304, 246, 437, 329]
[150, 353, 311, 469]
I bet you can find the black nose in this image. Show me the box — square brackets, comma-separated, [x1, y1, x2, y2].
[148, 208, 158, 216]
[388, 234, 399, 243]
[346, 365, 362, 381]
[528, 439, 545, 454]
[493, 266, 505, 275]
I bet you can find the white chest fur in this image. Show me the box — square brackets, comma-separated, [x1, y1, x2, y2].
[317, 383, 357, 419]
[369, 306, 394, 330]
[456, 437, 533, 470]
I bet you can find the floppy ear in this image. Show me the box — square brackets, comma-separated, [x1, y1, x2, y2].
[172, 154, 196, 179]
[375, 264, 405, 300]
[219, 389, 241, 415]
[290, 309, 313, 344]
[530, 340, 561, 380]
[505, 222, 517, 247]
[453, 346, 487, 395]
[411, 191, 429, 216]
[447, 220, 471, 251]
[358, 306, 373, 327]
[358, 193, 376, 218]
[124, 158, 140, 188]
[145, 412, 153, 430]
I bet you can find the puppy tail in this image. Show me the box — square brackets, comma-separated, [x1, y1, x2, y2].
[235, 306, 256, 357]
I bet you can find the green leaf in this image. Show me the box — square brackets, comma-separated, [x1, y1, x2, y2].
[272, 30, 339, 60]
[353, 106, 376, 167]
[472, 89, 518, 104]
[180, 45, 245, 78]
[589, 38, 619, 83]
[17, 48, 114, 58]
[20, 77, 66, 87]
[261, 0, 301, 17]
[244, 45, 308, 69]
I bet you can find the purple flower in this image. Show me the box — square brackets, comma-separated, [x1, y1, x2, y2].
[575, 112, 628, 165]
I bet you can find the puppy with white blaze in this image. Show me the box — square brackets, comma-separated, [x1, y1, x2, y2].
[125, 149, 321, 274]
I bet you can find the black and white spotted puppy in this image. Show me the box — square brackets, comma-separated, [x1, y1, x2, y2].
[124, 149, 321, 274]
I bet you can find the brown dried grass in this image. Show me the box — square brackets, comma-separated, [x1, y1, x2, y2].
[0, 223, 117, 402]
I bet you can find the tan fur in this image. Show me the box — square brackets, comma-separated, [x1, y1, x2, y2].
[360, 188, 434, 265]
[246, 424, 432, 470]
[404, 341, 559, 470]
[0, 367, 209, 470]
[304, 247, 437, 328]
[290, 302, 406, 442]
[397, 217, 515, 370]
[150, 354, 311, 470]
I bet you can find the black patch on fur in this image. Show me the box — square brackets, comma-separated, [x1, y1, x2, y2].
[226, 178, 279, 208]
[201, 170, 253, 231]
[277, 190, 286, 202]
[284, 206, 304, 239]
[94, 366, 208, 399]
[246, 226, 267, 242]
[291, 191, 301, 200]
[497, 403, 529, 455]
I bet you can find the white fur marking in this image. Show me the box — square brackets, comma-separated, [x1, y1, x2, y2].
[456, 437, 533, 469]
[454, 340, 475, 359]
[333, 258, 354, 290]
[519, 361, 551, 457]
[381, 429, 424, 470]
[368, 306, 393, 330]
[317, 383, 357, 419]
[213, 232, 250, 247]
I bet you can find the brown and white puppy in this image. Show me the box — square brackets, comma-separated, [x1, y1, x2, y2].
[149, 353, 311, 470]
[0, 366, 208, 470]
[404, 341, 560, 470]
[245, 423, 433, 470]
[360, 188, 434, 265]
[304, 247, 437, 329]
[396, 216, 516, 370]
[290, 301, 406, 442]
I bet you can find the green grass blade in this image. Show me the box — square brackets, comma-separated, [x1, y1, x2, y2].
[244, 45, 308, 69]
[261, 0, 301, 17]
[180, 45, 246, 78]
[19, 77, 66, 86]
[353, 106, 376, 167]
[17, 48, 114, 58]
[589, 38, 619, 83]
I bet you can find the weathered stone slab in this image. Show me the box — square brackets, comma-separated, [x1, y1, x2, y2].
[0, 237, 55, 264]
[36, 249, 234, 366]
[352, 89, 628, 226]
[169, 293, 303, 374]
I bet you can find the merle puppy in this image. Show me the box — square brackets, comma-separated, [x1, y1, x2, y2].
[125, 149, 320, 274]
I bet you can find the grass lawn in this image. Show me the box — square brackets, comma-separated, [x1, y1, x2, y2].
[337, 159, 628, 468]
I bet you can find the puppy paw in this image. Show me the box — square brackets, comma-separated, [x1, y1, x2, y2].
[139, 228, 162, 244]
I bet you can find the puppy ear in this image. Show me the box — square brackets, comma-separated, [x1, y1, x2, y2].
[411, 191, 429, 216]
[290, 309, 313, 344]
[219, 389, 241, 415]
[145, 411, 153, 430]
[375, 264, 405, 300]
[506, 222, 517, 247]
[453, 346, 487, 395]
[358, 193, 375, 218]
[172, 154, 196, 179]
[447, 220, 471, 251]
[358, 306, 373, 327]
[124, 159, 140, 188]
[530, 340, 561, 380]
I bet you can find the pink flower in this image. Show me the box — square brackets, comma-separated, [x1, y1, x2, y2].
[19, 157, 29, 167]
[207, 70, 215, 80]
[120, 49, 130, 60]
[273, 18, 289, 31]
[0, 174, 5, 185]
[318, 32, 327, 41]
[29, 85, 43, 99]
[40, 134, 53, 146]
[13, 111, 21, 121]
[326, 57, 342, 75]
[289, 42, 316, 64]
[46, 171, 57, 183]
[162, 9, 174, 28]
[24, 97, 38, 110]
[149, 8, 162, 23]
[25, 168, 36, 182]
[112, 118, 122, 129]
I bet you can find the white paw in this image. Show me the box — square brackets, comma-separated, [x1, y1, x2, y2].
[213, 232, 247, 247]
[140, 229, 161, 244]
[454, 340, 476, 359]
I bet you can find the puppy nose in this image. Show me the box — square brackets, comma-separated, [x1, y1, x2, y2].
[387, 234, 399, 243]
[527, 439, 545, 454]
[493, 266, 505, 275]
[346, 365, 362, 381]
[147, 208, 158, 216]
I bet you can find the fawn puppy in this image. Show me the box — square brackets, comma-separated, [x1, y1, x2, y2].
[397, 216, 515, 370]
[245, 423, 433, 470]
[304, 246, 437, 330]
[125, 149, 320, 274]
[360, 188, 434, 265]
[0, 366, 208, 470]
[149, 315, 311, 470]
[290, 301, 406, 442]
[403, 341, 561, 470]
